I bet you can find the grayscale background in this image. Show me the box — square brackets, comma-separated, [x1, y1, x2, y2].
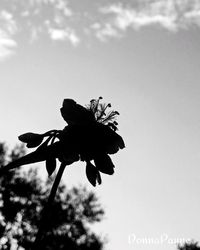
[0, 1, 200, 250]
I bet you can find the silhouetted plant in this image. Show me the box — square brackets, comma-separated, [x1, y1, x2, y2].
[1, 97, 125, 184]
[0, 143, 105, 250]
[0, 97, 125, 248]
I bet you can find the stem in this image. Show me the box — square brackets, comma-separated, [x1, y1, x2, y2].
[32, 162, 66, 249]
[42, 130, 57, 136]
[47, 162, 66, 204]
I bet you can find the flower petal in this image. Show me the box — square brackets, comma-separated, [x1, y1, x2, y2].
[94, 123, 125, 154]
[60, 99, 77, 124]
[86, 161, 98, 187]
[60, 99, 95, 125]
[94, 154, 115, 175]
[96, 170, 102, 185]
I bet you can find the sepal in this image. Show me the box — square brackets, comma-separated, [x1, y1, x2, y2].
[46, 157, 57, 176]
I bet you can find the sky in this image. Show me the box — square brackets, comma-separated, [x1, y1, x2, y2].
[1, 0, 200, 250]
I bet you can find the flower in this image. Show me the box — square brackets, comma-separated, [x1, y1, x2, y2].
[59, 97, 125, 186]
[3, 98, 125, 186]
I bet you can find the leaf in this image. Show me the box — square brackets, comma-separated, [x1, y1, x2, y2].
[86, 161, 99, 187]
[94, 154, 115, 175]
[46, 158, 57, 176]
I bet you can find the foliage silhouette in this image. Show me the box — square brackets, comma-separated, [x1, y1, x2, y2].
[178, 241, 200, 250]
[0, 143, 105, 250]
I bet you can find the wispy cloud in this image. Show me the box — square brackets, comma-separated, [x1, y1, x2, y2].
[0, 10, 17, 60]
[0, 0, 76, 60]
[1, 0, 200, 53]
[28, 0, 73, 16]
[0, 30, 17, 61]
[91, 22, 121, 42]
[96, 0, 200, 40]
[48, 27, 80, 46]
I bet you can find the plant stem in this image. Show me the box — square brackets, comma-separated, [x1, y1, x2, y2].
[32, 162, 66, 249]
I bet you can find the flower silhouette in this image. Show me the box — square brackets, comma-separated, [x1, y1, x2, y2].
[1, 97, 125, 186]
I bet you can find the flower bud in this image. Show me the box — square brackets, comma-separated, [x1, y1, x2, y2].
[18, 133, 44, 148]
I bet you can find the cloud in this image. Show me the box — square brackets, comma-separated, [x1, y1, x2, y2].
[96, 0, 200, 40]
[25, 0, 75, 44]
[0, 10, 17, 60]
[2, 0, 200, 49]
[184, 5, 200, 25]
[0, 0, 76, 55]
[54, 0, 73, 17]
[0, 10, 17, 35]
[28, 0, 73, 16]
[48, 27, 80, 46]
[91, 22, 122, 42]
[101, 3, 177, 31]
[0, 30, 17, 61]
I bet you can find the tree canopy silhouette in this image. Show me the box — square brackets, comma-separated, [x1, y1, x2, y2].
[0, 143, 105, 250]
[178, 241, 200, 250]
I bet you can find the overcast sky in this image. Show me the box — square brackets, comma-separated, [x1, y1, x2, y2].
[1, 1, 200, 250]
